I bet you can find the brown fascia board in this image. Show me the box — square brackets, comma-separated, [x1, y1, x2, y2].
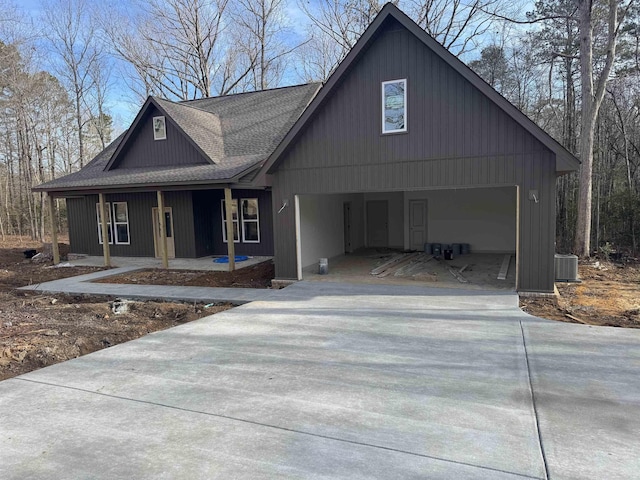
[259, 3, 579, 178]
[102, 96, 216, 172]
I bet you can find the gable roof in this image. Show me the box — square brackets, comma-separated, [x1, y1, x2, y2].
[35, 83, 321, 193]
[258, 3, 580, 178]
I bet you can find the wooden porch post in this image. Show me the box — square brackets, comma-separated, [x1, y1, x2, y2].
[224, 187, 236, 272]
[47, 193, 60, 265]
[157, 190, 169, 269]
[98, 193, 111, 267]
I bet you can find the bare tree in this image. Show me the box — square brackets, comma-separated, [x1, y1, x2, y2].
[298, 0, 388, 75]
[405, 0, 502, 56]
[233, 0, 297, 90]
[43, 0, 103, 168]
[104, 0, 259, 100]
[574, 0, 631, 257]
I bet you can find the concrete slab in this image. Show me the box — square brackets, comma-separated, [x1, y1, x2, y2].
[19, 267, 276, 305]
[2, 282, 544, 479]
[522, 321, 640, 480]
[65, 255, 272, 271]
[303, 251, 517, 291]
[2, 281, 639, 479]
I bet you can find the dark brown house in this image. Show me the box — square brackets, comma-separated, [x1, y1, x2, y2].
[36, 3, 578, 293]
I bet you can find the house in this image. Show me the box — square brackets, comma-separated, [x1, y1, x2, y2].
[35, 3, 579, 293]
[34, 84, 321, 268]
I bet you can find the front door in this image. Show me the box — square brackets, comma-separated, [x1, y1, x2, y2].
[409, 199, 427, 251]
[343, 202, 352, 253]
[152, 207, 175, 259]
[367, 200, 388, 248]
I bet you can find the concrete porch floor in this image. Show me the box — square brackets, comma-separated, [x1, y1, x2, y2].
[303, 250, 517, 291]
[66, 255, 272, 271]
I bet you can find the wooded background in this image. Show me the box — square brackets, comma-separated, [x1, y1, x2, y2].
[0, 0, 638, 257]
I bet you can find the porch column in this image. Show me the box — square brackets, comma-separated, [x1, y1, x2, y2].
[224, 187, 236, 272]
[156, 190, 169, 269]
[98, 193, 111, 267]
[47, 193, 60, 265]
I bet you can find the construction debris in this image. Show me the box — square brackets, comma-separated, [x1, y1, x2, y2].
[498, 255, 512, 280]
[371, 252, 437, 280]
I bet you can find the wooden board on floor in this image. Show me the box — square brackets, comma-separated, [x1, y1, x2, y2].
[498, 254, 511, 280]
[370, 254, 405, 275]
[377, 253, 421, 277]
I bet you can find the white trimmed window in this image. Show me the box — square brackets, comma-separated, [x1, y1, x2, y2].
[96, 202, 130, 245]
[382, 79, 407, 134]
[221, 198, 260, 243]
[112, 202, 130, 244]
[241, 198, 260, 243]
[221, 199, 240, 243]
[153, 116, 166, 140]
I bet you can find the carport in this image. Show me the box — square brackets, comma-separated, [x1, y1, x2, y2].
[257, 5, 580, 294]
[294, 186, 518, 290]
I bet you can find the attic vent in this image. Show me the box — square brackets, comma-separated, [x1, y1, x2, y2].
[555, 254, 578, 282]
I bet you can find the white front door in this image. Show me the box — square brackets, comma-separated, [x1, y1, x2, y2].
[409, 199, 427, 251]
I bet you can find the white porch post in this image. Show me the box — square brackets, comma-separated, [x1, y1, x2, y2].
[224, 187, 236, 272]
[98, 193, 111, 267]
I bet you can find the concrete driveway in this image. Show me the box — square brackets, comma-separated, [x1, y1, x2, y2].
[1, 282, 638, 479]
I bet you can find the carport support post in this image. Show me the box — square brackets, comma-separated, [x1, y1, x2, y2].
[47, 193, 60, 265]
[224, 187, 236, 272]
[157, 190, 169, 269]
[98, 193, 111, 267]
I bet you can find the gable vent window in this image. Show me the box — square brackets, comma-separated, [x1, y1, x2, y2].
[382, 79, 407, 134]
[96, 202, 130, 245]
[153, 116, 166, 140]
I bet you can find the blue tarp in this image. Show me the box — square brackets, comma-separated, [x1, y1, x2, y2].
[213, 255, 250, 264]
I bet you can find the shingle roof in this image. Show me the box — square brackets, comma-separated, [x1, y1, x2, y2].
[36, 83, 321, 192]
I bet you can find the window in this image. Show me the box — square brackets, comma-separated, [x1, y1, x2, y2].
[96, 203, 112, 245]
[382, 79, 407, 134]
[241, 199, 260, 243]
[153, 116, 166, 140]
[96, 202, 130, 245]
[221, 198, 260, 244]
[112, 202, 130, 244]
[221, 199, 239, 243]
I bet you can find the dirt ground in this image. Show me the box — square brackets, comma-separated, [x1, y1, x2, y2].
[94, 260, 275, 289]
[521, 260, 640, 328]
[0, 237, 231, 381]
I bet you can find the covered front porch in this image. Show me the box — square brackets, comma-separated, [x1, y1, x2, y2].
[64, 254, 272, 272]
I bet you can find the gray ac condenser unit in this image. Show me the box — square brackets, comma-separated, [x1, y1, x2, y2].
[554, 254, 579, 282]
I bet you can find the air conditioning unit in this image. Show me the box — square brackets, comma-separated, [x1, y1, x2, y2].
[555, 254, 579, 282]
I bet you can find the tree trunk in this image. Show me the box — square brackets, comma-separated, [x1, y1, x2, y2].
[574, 0, 620, 257]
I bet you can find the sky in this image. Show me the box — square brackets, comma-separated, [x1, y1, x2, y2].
[15, 0, 316, 130]
[11, 0, 535, 134]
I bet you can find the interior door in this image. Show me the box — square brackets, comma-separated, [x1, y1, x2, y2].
[367, 200, 388, 248]
[409, 199, 427, 251]
[152, 207, 175, 259]
[343, 202, 352, 253]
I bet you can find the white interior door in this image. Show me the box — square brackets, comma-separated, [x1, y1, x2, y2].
[409, 199, 427, 251]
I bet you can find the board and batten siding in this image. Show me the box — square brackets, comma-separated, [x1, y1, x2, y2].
[66, 191, 198, 258]
[110, 105, 210, 170]
[195, 189, 274, 256]
[270, 18, 557, 292]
